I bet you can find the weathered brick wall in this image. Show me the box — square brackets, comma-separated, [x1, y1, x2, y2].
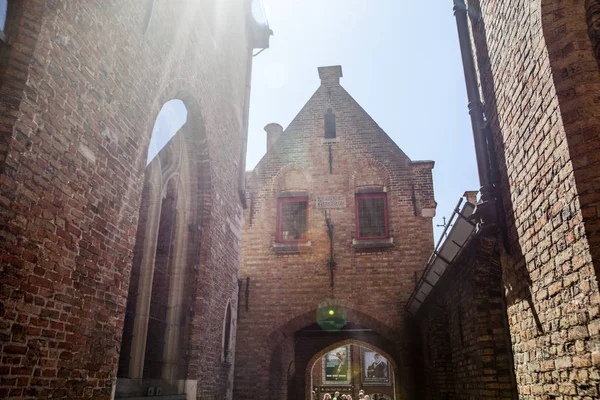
[417, 295, 454, 400]
[235, 67, 436, 400]
[0, 1, 251, 398]
[469, 0, 600, 397]
[0, 0, 46, 173]
[547, 0, 600, 277]
[416, 236, 517, 400]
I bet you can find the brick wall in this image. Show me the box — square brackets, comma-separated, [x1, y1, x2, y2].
[469, 0, 600, 397]
[234, 66, 436, 400]
[548, 1, 600, 277]
[0, 1, 252, 398]
[416, 236, 517, 400]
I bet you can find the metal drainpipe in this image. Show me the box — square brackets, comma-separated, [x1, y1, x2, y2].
[452, 0, 497, 233]
[238, 46, 252, 208]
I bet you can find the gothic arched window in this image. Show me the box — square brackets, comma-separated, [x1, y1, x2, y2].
[146, 99, 187, 165]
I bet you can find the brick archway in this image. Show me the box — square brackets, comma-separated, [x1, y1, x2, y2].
[349, 158, 390, 189]
[304, 339, 401, 400]
[262, 303, 411, 400]
[272, 163, 313, 195]
[266, 303, 400, 353]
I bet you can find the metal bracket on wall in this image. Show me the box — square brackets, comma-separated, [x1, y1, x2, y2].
[325, 212, 336, 288]
[249, 192, 255, 226]
[237, 279, 242, 319]
[245, 277, 250, 312]
[411, 184, 417, 216]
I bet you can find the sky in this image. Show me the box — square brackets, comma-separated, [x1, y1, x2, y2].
[0, 0, 6, 31]
[246, 0, 480, 242]
[146, 99, 188, 165]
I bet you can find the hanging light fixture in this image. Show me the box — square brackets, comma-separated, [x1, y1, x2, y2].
[316, 299, 347, 332]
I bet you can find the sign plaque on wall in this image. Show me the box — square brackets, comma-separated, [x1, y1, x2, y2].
[316, 195, 346, 209]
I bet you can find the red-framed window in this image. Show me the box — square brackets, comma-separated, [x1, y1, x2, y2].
[355, 193, 388, 239]
[277, 197, 308, 242]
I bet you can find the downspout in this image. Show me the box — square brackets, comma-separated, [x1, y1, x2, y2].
[452, 0, 497, 235]
[239, 0, 272, 207]
[453, 3, 518, 398]
[238, 50, 251, 208]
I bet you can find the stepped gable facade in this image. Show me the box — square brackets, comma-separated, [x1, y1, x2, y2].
[0, 1, 267, 399]
[234, 66, 436, 400]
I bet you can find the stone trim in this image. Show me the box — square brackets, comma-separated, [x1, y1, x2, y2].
[272, 240, 312, 254]
[351, 237, 394, 250]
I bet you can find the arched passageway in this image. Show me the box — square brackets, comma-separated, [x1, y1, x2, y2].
[267, 316, 406, 400]
[306, 339, 399, 400]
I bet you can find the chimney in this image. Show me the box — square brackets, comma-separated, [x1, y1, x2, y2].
[265, 123, 283, 151]
[463, 190, 478, 205]
[318, 65, 343, 86]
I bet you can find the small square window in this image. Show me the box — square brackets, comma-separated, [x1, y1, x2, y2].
[277, 197, 308, 242]
[355, 193, 388, 239]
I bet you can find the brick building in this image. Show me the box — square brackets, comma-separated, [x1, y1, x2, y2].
[3, 1, 600, 399]
[0, 1, 269, 399]
[234, 66, 436, 400]
[406, 0, 600, 399]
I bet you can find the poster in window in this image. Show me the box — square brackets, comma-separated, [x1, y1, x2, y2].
[322, 346, 351, 385]
[361, 349, 391, 386]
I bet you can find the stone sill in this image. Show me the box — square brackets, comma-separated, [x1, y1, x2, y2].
[352, 237, 394, 250]
[117, 396, 186, 400]
[272, 240, 312, 254]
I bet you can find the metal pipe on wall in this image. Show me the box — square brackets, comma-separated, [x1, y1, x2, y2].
[452, 0, 498, 234]
[452, 0, 492, 190]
